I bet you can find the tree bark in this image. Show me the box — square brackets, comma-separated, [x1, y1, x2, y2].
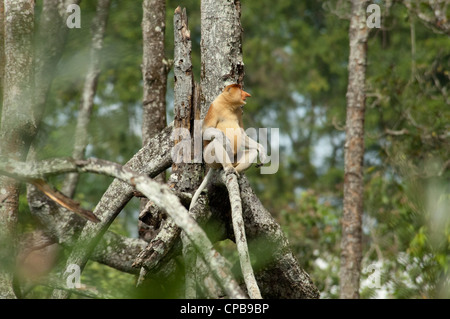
[139, 0, 168, 238]
[340, 0, 369, 299]
[0, 0, 35, 299]
[199, 0, 319, 298]
[24, 155, 149, 276]
[0, 0, 35, 159]
[135, 7, 205, 294]
[200, 0, 245, 117]
[141, 0, 167, 144]
[50, 125, 174, 298]
[0, 0, 322, 299]
[171, 6, 203, 191]
[62, 0, 111, 198]
[0, 157, 247, 299]
[0, 1, 5, 104]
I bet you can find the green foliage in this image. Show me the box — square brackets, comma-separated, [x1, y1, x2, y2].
[240, 0, 449, 299]
[281, 190, 341, 298]
[80, 260, 136, 299]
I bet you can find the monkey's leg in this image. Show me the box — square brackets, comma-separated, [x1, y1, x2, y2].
[241, 131, 267, 164]
[203, 138, 235, 170]
[234, 149, 258, 173]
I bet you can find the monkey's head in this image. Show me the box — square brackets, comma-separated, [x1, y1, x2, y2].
[222, 84, 251, 107]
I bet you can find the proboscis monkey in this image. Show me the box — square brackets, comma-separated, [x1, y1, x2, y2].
[189, 84, 266, 210]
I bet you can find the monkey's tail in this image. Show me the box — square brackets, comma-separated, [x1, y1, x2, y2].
[189, 169, 213, 211]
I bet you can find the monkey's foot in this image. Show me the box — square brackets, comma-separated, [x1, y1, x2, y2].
[224, 166, 240, 178]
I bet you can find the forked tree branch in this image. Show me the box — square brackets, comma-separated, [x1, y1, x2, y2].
[0, 157, 246, 299]
[47, 123, 174, 298]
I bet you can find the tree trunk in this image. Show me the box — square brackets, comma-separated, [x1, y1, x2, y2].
[200, 0, 245, 117]
[340, 0, 369, 299]
[141, 0, 167, 144]
[134, 7, 203, 291]
[27, 0, 83, 235]
[171, 7, 202, 192]
[0, 1, 5, 105]
[0, 0, 35, 299]
[199, 0, 318, 298]
[139, 0, 168, 239]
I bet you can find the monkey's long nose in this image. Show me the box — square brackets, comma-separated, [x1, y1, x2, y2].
[242, 91, 251, 100]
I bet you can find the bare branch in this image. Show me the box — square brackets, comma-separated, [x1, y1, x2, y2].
[133, 218, 180, 272]
[44, 277, 112, 299]
[403, 0, 449, 34]
[24, 182, 148, 275]
[0, 157, 246, 299]
[92, 231, 147, 274]
[41, 123, 172, 299]
[30, 179, 100, 223]
[385, 128, 410, 136]
[134, 194, 212, 289]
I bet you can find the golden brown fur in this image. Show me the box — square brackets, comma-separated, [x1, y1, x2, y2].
[190, 84, 265, 211]
[203, 84, 251, 160]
